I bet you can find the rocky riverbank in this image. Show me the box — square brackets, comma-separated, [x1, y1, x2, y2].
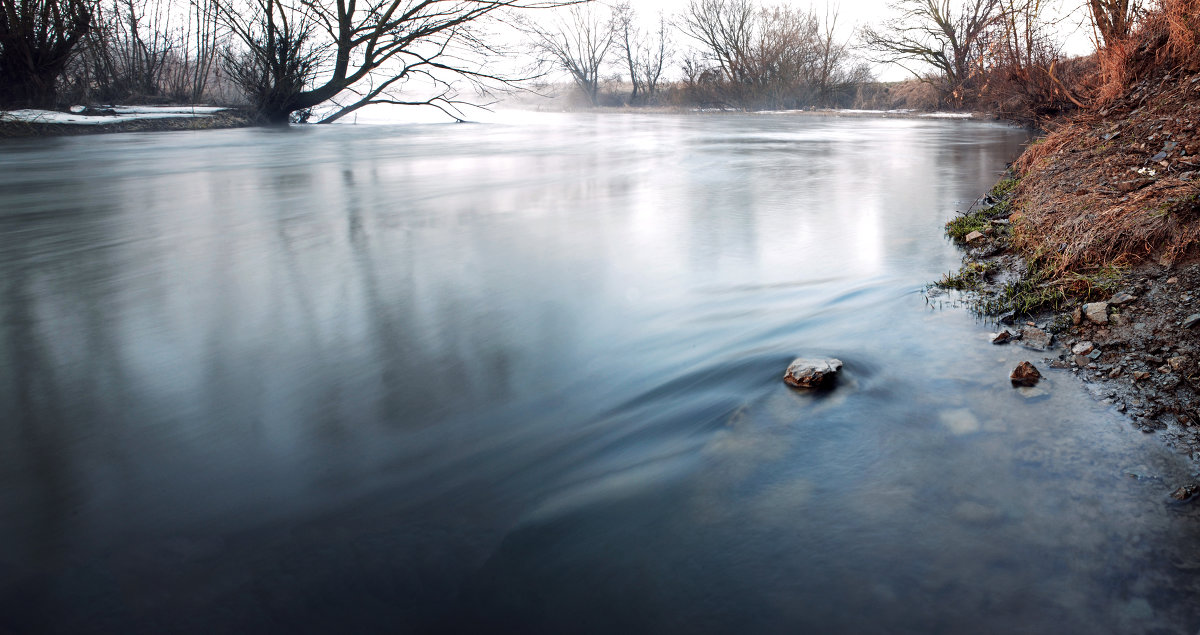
[932, 64, 1200, 488]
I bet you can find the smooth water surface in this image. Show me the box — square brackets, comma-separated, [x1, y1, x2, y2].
[2, 113, 1199, 634]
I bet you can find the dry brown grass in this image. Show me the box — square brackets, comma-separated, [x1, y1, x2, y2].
[1005, 0, 1200, 279]
[1014, 174, 1200, 276]
[1096, 39, 1135, 104]
[1089, 0, 1200, 104]
[1156, 0, 1200, 67]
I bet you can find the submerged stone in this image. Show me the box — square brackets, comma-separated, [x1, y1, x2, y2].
[783, 358, 843, 389]
[1171, 484, 1200, 502]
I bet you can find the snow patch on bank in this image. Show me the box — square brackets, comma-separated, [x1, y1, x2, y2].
[919, 112, 975, 119]
[1, 106, 225, 125]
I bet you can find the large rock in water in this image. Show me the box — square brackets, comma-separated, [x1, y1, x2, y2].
[784, 358, 843, 389]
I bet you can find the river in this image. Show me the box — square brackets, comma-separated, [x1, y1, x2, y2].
[1, 113, 1199, 633]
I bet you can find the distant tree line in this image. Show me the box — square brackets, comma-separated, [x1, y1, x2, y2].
[0, 0, 1158, 124]
[522, 0, 870, 110]
[860, 0, 1146, 121]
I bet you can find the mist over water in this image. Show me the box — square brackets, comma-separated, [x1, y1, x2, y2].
[2, 113, 1199, 633]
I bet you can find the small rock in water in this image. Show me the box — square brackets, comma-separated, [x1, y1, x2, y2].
[998, 311, 1018, 325]
[1071, 306, 1083, 325]
[1171, 484, 1200, 502]
[1169, 356, 1189, 372]
[1088, 349, 1102, 360]
[1073, 354, 1091, 367]
[1084, 302, 1109, 325]
[1183, 313, 1200, 329]
[783, 358, 843, 389]
[964, 231, 986, 244]
[991, 330, 1013, 345]
[1134, 371, 1152, 381]
[1020, 327, 1053, 351]
[1072, 341, 1095, 355]
[1010, 361, 1042, 387]
[1110, 292, 1137, 306]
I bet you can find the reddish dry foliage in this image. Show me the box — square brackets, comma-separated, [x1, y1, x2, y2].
[1012, 71, 1200, 275]
[1094, 0, 1200, 104]
[1009, 0, 1200, 276]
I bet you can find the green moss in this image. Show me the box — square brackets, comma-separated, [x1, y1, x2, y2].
[945, 175, 1019, 243]
[969, 264, 1067, 316]
[990, 177, 1019, 199]
[1061, 265, 1126, 299]
[936, 261, 996, 290]
[945, 212, 992, 241]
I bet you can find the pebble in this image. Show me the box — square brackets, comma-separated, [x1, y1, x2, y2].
[1084, 302, 1110, 324]
[1110, 292, 1138, 306]
[1020, 327, 1053, 351]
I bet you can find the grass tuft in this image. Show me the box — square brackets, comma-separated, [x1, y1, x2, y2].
[945, 212, 992, 241]
[936, 261, 996, 290]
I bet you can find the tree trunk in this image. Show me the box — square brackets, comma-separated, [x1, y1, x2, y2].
[0, 70, 60, 109]
[256, 102, 295, 124]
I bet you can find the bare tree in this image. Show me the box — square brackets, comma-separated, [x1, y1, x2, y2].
[0, 0, 94, 107]
[680, 0, 857, 109]
[220, 0, 324, 121]
[173, 0, 221, 102]
[610, 1, 669, 104]
[218, 0, 583, 124]
[813, 4, 847, 101]
[860, 0, 1004, 106]
[612, 1, 638, 102]
[678, 0, 755, 86]
[1087, 0, 1139, 47]
[521, 3, 613, 106]
[636, 10, 670, 101]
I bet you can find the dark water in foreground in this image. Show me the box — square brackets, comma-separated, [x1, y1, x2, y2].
[1, 113, 1199, 634]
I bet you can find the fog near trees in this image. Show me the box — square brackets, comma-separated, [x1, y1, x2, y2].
[0, 0, 1153, 123]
